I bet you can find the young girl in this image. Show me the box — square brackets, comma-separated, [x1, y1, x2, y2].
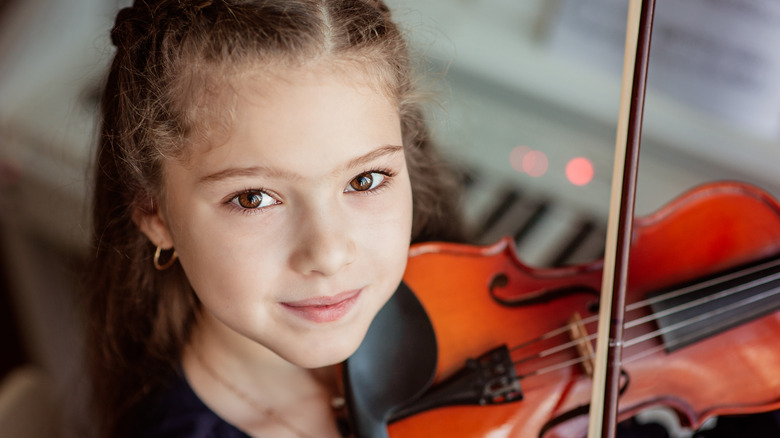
[85, 1, 462, 437]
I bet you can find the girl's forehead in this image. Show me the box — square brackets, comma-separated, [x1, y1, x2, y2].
[238, 59, 396, 102]
[172, 62, 402, 176]
[180, 60, 398, 156]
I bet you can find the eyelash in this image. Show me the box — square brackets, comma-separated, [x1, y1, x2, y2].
[345, 168, 395, 195]
[225, 188, 279, 215]
[224, 168, 396, 215]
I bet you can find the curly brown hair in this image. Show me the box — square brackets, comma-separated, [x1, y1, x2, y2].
[85, 1, 462, 436]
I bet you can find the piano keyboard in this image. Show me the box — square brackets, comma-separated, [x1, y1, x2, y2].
[458, 166, 607, 268]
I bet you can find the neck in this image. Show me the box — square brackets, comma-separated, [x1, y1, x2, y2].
[181, 310, 344, 437]
[185, 309, 322, 401]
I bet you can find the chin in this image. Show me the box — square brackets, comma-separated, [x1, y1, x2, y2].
[289, 348, 356, 369]
[289, 333, 365, 369]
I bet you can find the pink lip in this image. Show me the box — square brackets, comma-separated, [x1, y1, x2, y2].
[281, 289, 361, 323]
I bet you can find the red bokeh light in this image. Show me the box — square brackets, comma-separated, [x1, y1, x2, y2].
[566, 157, 594, 186]
[522, 150, 548, 177]
[510, 146, 531, 173]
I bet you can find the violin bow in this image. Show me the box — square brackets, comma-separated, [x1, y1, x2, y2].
[587, 1, 656, 437]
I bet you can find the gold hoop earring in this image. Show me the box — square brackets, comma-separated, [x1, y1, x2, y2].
[153, 246, 178, 270]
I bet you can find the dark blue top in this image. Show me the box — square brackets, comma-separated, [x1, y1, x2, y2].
[130, 371, 250, 438]
[127, 370, 780, 438]
[123, 279, 780, 438]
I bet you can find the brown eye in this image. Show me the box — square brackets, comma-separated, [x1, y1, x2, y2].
[231, 191, 275, 209]
[347, 172, 385, 192]
[350, 173, 374, 191]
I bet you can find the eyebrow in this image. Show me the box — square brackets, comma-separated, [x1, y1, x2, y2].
[343, 144, 403, 173]
[197, 144, 404, 185]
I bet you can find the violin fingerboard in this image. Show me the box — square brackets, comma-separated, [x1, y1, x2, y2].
[649, 256, 780, 353]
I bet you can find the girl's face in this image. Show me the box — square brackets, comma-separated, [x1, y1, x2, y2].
[140, 65, 413, 368]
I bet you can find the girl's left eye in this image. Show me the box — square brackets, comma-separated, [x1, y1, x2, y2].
[346, 171, 386, 192]
[229, 190, 277, 210]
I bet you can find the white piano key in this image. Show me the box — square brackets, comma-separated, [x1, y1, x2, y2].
[515, 204, 582, 267]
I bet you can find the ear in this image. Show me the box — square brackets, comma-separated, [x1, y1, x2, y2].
[132, 203, 175, 249]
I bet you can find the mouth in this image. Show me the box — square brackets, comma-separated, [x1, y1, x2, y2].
[281, 289, 362, 323]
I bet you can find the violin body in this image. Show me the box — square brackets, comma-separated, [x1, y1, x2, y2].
[386, 181, 780, 437]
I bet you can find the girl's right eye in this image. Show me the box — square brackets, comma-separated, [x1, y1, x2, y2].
[229, 190, 277, 210]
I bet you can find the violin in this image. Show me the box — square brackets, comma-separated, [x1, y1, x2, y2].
[344, 180, 780, 437]
[344, 0, 780, 436]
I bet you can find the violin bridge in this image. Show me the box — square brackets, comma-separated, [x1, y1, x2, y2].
[568, 312, 595, 377]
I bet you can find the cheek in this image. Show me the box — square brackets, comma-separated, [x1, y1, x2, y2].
[396, 175, 415, 239]
[164, 202, 282, 300]
[363, 178, 414, 267]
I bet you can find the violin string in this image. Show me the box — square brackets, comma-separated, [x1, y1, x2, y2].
[516, 280, 779, 365]
[510, 270, 764, 367]
[624, 271, 780, 330]
[510, 258, 780, 358]
[624, 299, 777, 365]
[510, 268, 776, 364]
[508, 323, 577, 354]
[510, 259, 780, 358]
[583, 290, 780, 372]
[624, 258, 780, 313]
[519, 286, 780, 379]
[623, 284, 780, 348]
[620, 342, 666, 364]
[512, 332, 585, 366]
[519, 355, 588, 379]
[511, 268, 780, 380]
[515, 285, 780, 379]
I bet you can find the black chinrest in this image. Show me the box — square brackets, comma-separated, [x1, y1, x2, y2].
[342, 282, 438, 438]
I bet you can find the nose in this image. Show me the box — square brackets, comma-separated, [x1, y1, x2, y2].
[288, 203, 357, 277]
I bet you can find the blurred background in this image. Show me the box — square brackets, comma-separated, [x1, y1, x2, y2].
[0, 0, 778, 436]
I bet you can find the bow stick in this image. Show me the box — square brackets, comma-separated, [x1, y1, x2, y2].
[587, 1, 656, 437]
